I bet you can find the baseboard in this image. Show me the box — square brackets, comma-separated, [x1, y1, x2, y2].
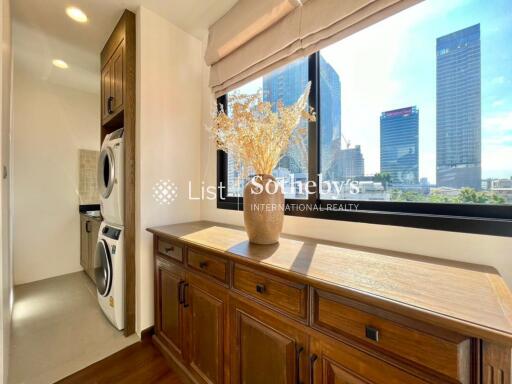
[140, 326, 154, 342]
[152, 335, 198, 384]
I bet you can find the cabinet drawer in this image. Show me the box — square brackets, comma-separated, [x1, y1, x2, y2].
[233, 264, 307, 320]
[157, 239, 183, 262]
[187, 249, 228, 284]
[312, 288, 471, 382]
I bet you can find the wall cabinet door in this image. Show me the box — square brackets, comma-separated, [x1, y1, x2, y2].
[309, 336, 430, 384]
[155, 256, 186, 361]
[101, 63, 112, 122]
[230, 297, 308, 384]
[101, 41, 124, 125]
[186, 274, 227, 384]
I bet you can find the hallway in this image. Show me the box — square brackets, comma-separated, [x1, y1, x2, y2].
[9, 272, 138, 384]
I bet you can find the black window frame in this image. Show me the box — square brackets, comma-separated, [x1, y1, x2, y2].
[216, 52, 512, 237]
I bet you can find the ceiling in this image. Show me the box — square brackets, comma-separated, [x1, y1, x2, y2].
[12, 0, 237, 93]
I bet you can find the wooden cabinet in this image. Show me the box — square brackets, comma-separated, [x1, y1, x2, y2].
[230, 297, 307, 384]
[187, 273, 227, 384]
[154, 256, 186, 360]
[309, 336, 430, 384]
[80, 214, 101, 284]
[149, 223, 512, 384]
[154, 254, 227, 384]
[101, 41, 124, 125]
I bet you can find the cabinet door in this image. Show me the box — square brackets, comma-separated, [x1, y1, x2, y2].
[310, 336, 430, 384]
[87, 220, 101, 283]
[230, 297, 307, 384]
[110, 42, 124, 114]
[155, 256, 186, 360]
[80, 216, 89, 270]
[186, 273, 227, 384]
[101, 62, 112, 122]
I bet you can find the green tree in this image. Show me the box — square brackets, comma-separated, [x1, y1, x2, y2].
[373, 172, 392, 190]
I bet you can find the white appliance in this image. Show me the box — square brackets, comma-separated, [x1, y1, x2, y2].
[98, 128, 124, 226]
[95, 221, 125, 330]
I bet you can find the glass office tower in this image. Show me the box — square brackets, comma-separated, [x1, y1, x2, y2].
[436, 24, 481, 189]
[380, 107, 419, 185]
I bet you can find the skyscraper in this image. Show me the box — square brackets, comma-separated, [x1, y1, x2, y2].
[325, 144, 365, 181]
[436, 24, 481, 189]
[263, 56, 341, 175]
[380, 107, 419, 184]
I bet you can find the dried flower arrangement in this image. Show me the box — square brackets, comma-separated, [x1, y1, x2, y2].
[210, 82, 315, 176]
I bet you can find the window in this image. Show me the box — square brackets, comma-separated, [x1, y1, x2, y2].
[217, 0, 512, 236]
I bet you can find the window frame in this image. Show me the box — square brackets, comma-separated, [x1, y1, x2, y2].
[216, 52, 512, 237]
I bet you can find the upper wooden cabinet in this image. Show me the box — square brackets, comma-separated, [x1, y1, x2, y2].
[101, 41, 124, 125]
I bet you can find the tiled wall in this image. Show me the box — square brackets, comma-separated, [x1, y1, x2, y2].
[79, 149, 100, 204]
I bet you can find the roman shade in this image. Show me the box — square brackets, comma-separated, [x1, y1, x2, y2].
[206, 0, 422, 97]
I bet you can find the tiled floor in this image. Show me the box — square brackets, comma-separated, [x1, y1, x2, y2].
[9, 272, 139, 384]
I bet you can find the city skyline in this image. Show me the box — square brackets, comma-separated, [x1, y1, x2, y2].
[320, 0, 512, 183]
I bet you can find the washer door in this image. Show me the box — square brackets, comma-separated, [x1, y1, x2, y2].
[95, 239, 113, 297]
[98, 147, 115, 199]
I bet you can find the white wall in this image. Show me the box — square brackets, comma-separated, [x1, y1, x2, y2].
[12, 66, 99, 285]
[198, 38, 512, 289]
[136, 7, 202, 334]
[0, 0, 11, 381]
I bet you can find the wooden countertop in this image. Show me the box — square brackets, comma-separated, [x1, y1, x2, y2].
[148, 221, 512, 345]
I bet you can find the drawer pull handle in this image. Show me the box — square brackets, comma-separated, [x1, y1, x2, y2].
[309, 354, 317, 384]
[178, 280, 185, 304]
[164, 246, 174, 253]
[295, 345, 304, 384]
[199, 261, 208, 269]
[365, 325, 379, 342]
[256, 283, 266, 294]
[183, 283, 189, 308]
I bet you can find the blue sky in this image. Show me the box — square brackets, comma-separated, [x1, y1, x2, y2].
[321, 0, 512, 182]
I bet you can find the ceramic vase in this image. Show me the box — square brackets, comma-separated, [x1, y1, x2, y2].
[243, 174, 284, 244]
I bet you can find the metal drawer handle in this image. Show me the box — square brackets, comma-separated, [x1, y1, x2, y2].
[164, 246, 174, 253]
[309, 354, 317, 384]
[199, 261, 208, 269]
[178, 280, 185, 304]
[295, 345, 304, 384]
[183, 283, 189, 308]
[365, 325, 379, 342]
[107, 96, 114, 114]
[256, 283, 266, 294]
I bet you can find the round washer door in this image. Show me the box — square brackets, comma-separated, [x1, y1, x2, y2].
[98, 147, 115, 199]
[95, 239, 113, 297]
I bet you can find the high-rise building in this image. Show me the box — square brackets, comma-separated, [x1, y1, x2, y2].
[436, 24, 481, 189]
[325, 144, 365, 181]
[380, 107, 419, 184]
[263, 56, 341, 175]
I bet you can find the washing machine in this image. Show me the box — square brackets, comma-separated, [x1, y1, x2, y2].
[98, 128, 124, 226]
[95, 221, 124, 330]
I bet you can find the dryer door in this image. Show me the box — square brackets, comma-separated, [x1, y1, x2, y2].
[98, 147, 115, 199]
[95, 239, 113, 297]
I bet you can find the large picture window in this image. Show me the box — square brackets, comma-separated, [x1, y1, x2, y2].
[217, 0, 512, 236]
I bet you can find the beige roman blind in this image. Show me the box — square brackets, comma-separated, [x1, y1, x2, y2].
[206, 0, 422, 97]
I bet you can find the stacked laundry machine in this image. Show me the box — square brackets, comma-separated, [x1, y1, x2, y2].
[95, 128, 125, 330]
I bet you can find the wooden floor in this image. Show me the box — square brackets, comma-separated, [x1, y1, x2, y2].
[57, 339, 182, 384]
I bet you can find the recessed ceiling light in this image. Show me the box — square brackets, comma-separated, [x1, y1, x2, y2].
[52, 59, 69, 69]
[66, 6, 88, 23]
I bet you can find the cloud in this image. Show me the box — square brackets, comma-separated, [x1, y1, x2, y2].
[492, 99, 506, 108]
[483, 112, 512, 134]
[492, 76, 506, 85]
